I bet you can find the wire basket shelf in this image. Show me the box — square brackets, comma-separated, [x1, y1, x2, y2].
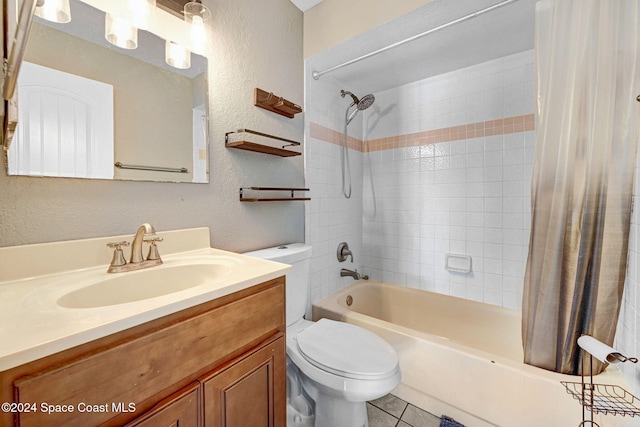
[560, 336, 640, 426]
[561, 381, 640, 417]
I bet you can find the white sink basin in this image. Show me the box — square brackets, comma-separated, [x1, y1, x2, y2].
[0, 228, 293, 372]
[57, 260, 234, 309]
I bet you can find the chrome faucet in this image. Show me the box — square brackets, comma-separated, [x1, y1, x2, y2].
[106, 223, 163, 273]
[341, 268, 363, 280]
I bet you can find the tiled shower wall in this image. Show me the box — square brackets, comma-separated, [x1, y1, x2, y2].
[361, 50, 535, 309]
[306, 50, 536, 309]
[304, 68, 365, 315]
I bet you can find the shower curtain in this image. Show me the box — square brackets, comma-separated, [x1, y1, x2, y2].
[522, 0, 640, 375]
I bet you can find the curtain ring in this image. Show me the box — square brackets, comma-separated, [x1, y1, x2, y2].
[636, 94, 639, 102]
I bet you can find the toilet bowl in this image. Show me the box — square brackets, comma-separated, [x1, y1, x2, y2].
[288, 318, 401, 426]
[244, 244, 401, 427]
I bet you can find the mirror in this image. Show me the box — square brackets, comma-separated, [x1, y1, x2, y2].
[6, 0, 209, 183]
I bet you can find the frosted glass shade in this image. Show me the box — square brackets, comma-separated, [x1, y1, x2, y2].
[105, 13, 138, 50]
[165, 41, 191, 69]
[184, 1, 212, 23]
[184, 1, 211, 54]
[35, 0, 71, 23]
[188, 15, 206, 54]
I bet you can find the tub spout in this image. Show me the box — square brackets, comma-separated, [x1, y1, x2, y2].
[340, 268, 361, 280]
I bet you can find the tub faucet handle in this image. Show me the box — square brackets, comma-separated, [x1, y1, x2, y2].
[337, 242, 353, 263]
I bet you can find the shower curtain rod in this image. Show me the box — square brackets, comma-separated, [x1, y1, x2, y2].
[311, 0, 522, 80]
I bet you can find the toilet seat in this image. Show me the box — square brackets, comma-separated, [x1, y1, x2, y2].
[296, 318, 398, 380]
[286, 318, 402, 416]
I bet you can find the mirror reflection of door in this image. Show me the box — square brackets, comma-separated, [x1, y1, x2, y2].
[9, 61, 114, 179]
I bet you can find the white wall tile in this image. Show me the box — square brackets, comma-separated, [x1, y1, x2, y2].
[307, 51, 535, 313]
[357, 51, 535, 306]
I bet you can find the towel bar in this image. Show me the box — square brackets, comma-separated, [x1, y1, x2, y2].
[114, 162, 188, 173]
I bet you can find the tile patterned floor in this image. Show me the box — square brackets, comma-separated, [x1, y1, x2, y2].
[367, 394, 442, 427]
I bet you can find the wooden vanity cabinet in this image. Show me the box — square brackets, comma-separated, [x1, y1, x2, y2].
[0, 277, 286, 427]
[203, 335, 285, 427]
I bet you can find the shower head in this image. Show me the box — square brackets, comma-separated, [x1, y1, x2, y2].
[340, 90, 375, 110]
[341, 90, 375, 110]
[342, 89, 375, 125]
[357, 94, 375, 110]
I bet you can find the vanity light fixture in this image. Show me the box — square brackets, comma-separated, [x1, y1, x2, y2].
[184, 0, 211, 23]
[125, 0, 156, 30]
[165, 41, 191, 69]
[105, 12, 138, 49]
[35, 0, 71, 23]
[184, 0, 211, 54]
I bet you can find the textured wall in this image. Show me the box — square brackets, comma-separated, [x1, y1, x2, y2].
[303, 0, 434, 58]
[0, 0, 305, 252]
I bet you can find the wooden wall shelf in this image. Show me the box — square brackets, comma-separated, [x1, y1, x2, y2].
[254, 88, 302, 119]
[240, 187, 310, 202]
[226, 141, 300, 157]
[225, 129, 301, 157]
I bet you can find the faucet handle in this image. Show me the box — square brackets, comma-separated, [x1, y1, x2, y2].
[144, 236, 163, 261]
[337, 242, 354, 263]
[107, 241, 130, 250]
[106, 241, 130, 271]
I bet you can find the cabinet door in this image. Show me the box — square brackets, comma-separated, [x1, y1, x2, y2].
[203, 335, 285, 427]
[125, 382, 200, 427]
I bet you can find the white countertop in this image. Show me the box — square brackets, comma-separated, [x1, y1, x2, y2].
[0, 228, 290, 371]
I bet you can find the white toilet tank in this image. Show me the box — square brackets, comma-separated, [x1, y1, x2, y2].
[244, 243, 312, 326]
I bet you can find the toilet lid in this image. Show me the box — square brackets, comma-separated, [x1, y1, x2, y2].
[296, 318, 398, 380]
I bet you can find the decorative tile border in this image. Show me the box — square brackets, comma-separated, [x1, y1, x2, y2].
[310, 114, 535, 153]
[309, 122, 363, 151]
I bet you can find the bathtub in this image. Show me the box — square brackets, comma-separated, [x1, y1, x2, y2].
[312, 280, 635, 427]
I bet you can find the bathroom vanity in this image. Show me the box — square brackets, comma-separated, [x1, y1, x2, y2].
[0, 227, 288, 426]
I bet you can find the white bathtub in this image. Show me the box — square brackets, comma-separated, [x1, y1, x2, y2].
[312, 280, 635, 427]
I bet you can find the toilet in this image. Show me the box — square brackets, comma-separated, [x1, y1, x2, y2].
[244, 244, 401, 427]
